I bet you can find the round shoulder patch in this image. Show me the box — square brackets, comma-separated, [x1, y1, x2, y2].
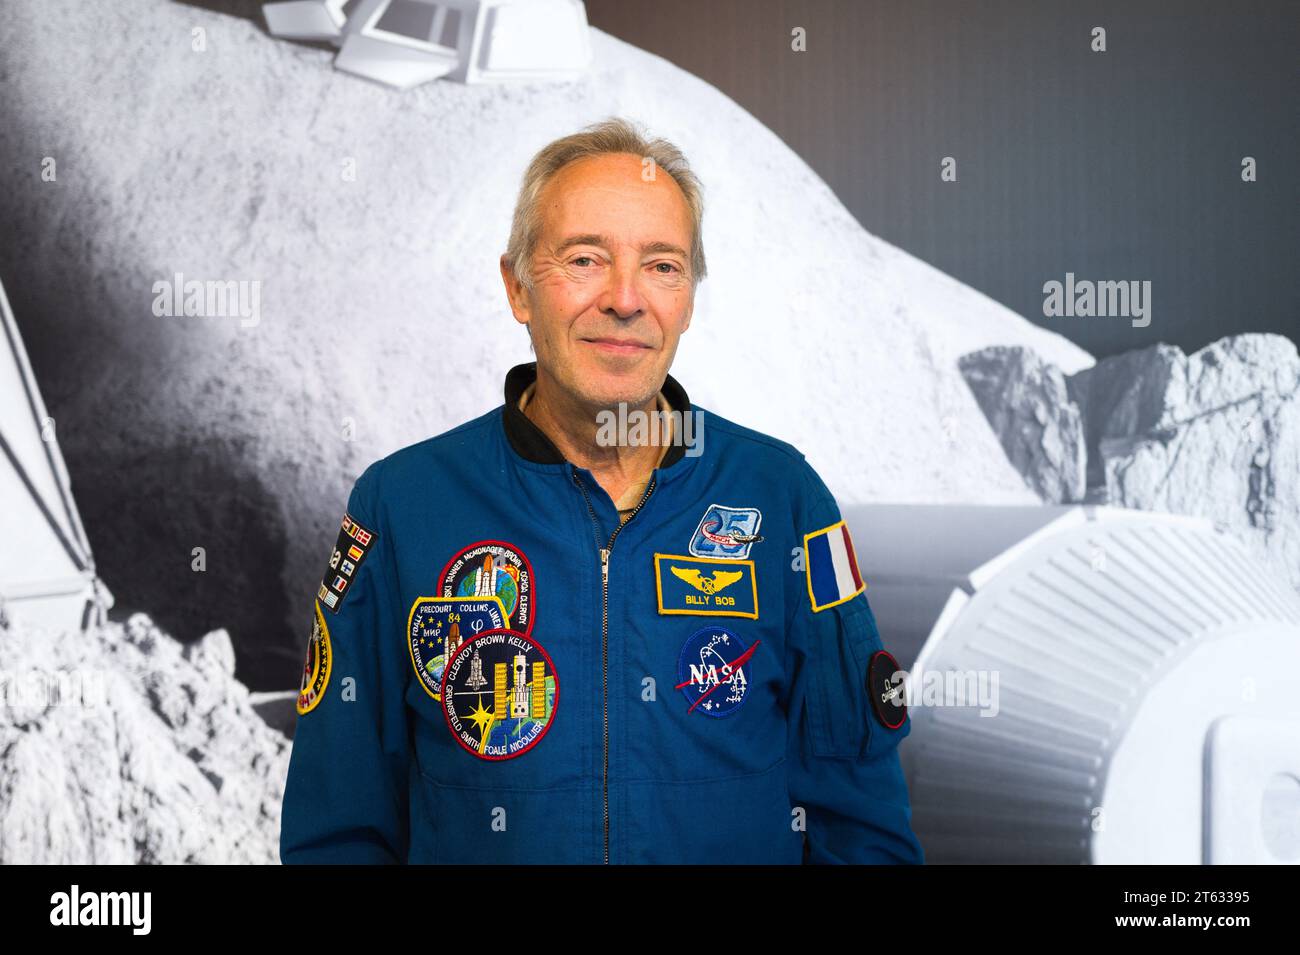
[439, 541, 534, 636]
[675, 625, 759, 717]
[441, 628, 557, 760]
[867, 649, 907, 729]
[407, 596, 507, 701]
[297, 600, 332, 715]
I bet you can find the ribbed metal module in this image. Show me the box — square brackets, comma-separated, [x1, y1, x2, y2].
[844, 504, 1300, 864]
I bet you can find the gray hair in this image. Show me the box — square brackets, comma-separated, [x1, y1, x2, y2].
[502, 116, 707, 294]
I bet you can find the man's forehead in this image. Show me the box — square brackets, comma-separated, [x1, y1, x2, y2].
[540, 154, 688, 217]
[552, 232, 688, 258]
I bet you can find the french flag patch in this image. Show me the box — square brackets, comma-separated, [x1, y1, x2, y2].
[804, 519, 866, 612]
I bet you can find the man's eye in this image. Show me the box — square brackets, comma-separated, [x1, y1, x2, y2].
[654, 262, 679, 274]
[572, 256, 595, 267]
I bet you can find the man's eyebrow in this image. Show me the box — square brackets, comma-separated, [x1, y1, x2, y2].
[553, 234, 688, 259]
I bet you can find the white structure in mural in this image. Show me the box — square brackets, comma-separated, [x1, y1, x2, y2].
[847, 503, 1300, 865]
[0, 278, 110, 634]
[262, 0, 593, 89]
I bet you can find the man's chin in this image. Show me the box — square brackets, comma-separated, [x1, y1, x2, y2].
[574, 364, 662, 411]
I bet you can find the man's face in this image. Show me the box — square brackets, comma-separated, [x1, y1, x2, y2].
[501, 151, 695, 410]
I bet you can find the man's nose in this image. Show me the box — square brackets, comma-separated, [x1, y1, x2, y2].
[598, 259, 646, 319]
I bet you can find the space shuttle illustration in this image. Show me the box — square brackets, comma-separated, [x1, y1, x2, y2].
[472, 553, 501, 598]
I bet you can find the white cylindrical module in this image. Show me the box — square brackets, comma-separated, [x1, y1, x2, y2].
[844, 503, 1300, 864]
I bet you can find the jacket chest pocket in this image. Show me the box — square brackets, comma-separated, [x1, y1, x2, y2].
[624, 611, 789, 782]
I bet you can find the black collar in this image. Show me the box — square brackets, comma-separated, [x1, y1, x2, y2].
[502, 362, 692, 468]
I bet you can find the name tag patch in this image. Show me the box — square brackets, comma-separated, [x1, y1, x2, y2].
[654, 553, 758, 619]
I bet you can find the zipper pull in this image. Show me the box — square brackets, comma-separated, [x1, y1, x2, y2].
[600, 547, 610, 583]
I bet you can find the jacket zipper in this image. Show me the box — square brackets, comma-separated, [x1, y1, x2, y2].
[572, 470, 657, 865]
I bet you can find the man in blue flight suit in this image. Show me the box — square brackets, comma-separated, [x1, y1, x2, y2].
[280, 117, 923, 865]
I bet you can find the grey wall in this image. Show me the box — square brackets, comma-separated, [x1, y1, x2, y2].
[587, 0, 1298, 358]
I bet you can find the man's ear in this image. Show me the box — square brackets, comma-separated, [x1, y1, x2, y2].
[500, 255, 531, 326]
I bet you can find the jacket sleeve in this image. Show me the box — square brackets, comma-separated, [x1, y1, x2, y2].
[784, 461, 924, 864]
[280, 459, 411, 863]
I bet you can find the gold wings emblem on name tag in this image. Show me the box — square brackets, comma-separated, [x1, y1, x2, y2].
[670, 566, 745, 596]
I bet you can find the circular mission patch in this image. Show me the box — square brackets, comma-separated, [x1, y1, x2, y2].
[441, 628, 557, 760]
[296, 600, 332, 715]
[675, 625, 758, 718]
[867, 649, 908, 729]
[438, 540, 534, 635]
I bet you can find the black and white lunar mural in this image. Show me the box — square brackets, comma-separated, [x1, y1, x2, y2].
[0, 0, 1295, 864]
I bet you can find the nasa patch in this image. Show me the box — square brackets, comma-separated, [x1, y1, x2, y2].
[317, 511, 376, 613]
[407, 596, 507, 701]
[297, 601, 332, 715]
[688, 504, 764, 560]
[675, 625, 760, 717]
[439, 541, 534, 635]
[867, 650, 907, 729]
[441, 628, 557, 760]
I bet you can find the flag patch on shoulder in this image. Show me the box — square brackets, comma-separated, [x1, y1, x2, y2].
[803, 519, 866, 612]
[317, 511, 376, 613]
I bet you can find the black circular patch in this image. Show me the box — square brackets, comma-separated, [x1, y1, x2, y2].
[867, 650, 907, 729]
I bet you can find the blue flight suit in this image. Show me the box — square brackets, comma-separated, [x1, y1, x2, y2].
[280, 362, 924, 864]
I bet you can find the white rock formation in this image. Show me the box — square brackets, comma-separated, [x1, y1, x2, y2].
[1068, 333, 1300, 592]
[958, 346, 1086, 503]
[0, 613, 289, 864]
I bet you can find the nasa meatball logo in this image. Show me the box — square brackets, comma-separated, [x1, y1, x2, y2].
[675, 626, 760, 717]
[441, 628, 557, 760]
[439, 540, 534, 635]
[867, 650, 907, 729]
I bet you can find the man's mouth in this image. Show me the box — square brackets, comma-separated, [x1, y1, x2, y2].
[581, 337, 653, 354]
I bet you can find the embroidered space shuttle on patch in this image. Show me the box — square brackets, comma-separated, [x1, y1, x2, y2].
[803, 518, 866, 612]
